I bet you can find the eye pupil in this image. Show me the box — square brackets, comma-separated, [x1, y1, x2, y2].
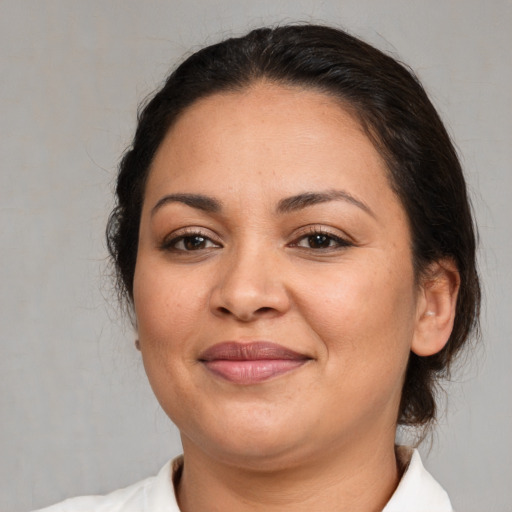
[184, 236, 206, 250]
[309, 234, 330, 248]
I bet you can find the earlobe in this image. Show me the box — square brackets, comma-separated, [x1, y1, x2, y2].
[411, 259, 460, 357]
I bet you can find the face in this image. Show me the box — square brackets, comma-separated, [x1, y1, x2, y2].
[133, 83, 422, 469]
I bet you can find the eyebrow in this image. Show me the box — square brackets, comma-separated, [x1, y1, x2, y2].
[276, 190, 375, 217]
[150, 189, 374, 218]
[151, 193, 222, 216]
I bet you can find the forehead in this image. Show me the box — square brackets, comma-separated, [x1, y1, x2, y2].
[145, 83, 398, 217]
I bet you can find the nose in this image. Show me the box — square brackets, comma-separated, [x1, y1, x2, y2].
[209, 245, 291, 322]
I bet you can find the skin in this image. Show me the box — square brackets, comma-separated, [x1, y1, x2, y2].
[133, 83, 459, 511]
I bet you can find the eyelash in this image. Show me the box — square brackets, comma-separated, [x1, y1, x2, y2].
[160, 228, 221, 253]
[160, 227, 353, 253]
[289, 227, 353, 251]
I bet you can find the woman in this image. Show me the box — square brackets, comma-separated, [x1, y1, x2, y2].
[37, 24, 480, 512]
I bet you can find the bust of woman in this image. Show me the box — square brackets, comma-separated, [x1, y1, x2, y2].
[37, 24, 480, 512]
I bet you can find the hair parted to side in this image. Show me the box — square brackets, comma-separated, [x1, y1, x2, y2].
[106, 24, 480, 429]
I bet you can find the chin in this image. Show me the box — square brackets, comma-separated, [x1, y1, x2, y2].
[179, 405, 316, 471]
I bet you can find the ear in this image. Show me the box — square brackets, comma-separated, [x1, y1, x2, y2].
[412, 259, 460, 357]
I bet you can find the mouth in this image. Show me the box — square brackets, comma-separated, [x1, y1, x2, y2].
[198, 341, 311, 385]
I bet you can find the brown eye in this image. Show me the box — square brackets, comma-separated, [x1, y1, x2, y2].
[182, 235, 208, 250]
[293, 231, 352, 250]
[307, 234, 332, 249]
[163, 233, 221, 252]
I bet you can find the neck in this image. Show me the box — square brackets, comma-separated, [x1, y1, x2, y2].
[176, 433, 400, 512]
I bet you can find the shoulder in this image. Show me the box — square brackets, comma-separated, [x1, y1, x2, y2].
[33, 459, 181, 512]
[383, 447, 453, 512]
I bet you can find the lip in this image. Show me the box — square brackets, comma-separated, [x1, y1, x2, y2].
[198, 342, 311, 385]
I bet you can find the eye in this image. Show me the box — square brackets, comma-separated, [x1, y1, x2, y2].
[161, 231, 221, 252]
[175, 235, 216, 251]
[291, 229, 353, 250]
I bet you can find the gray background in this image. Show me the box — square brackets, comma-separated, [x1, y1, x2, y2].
[1, 1, 510, 511]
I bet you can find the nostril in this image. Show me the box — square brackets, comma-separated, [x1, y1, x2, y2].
[256, 307, 274, 315]
[210, 280, 290, 321]
[215, 305, 278, 321]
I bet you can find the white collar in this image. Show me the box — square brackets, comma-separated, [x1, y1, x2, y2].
[383, 447, 453, 512]
[143, 457, 181, 512]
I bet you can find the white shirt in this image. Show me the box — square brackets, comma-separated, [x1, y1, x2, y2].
[383, 448, 453, 511]
[34, 448, 453, 512]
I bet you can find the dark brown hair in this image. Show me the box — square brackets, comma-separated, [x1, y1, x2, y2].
[106, 24, 480, 428]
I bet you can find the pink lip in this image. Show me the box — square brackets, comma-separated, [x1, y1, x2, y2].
[199, 342, 311, 385]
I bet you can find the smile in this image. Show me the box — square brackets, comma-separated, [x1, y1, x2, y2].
[198, 342, 311, 385]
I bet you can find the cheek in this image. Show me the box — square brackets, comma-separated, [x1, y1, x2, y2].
[133, 263, 208, 352]
[132, 264, 207, 415]
[300, 258, 417, 374]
